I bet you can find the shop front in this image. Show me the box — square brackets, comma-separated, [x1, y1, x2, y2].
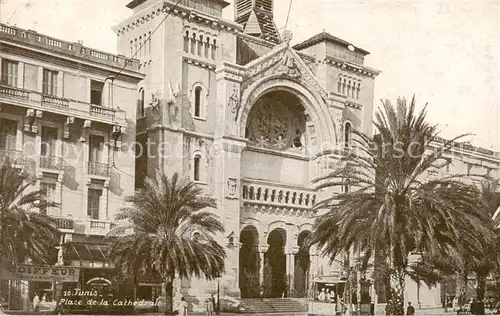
[0, 264, 80, 311]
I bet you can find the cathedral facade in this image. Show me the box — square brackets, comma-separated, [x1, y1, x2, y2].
[114, 0, 500, 313]
[114, 0, 379, 309]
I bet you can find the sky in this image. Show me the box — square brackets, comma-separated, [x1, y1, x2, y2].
[1, 0, 499, 151]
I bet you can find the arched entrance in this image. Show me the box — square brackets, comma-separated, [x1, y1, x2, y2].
[239, 225, 259, 298]
[294, 230, 311, 298]
[264, 228, 286, 298]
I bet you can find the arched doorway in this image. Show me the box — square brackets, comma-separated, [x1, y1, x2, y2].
[239, 225, 259, 298]
[264, 228, 286, 298]
[294, 230, 311, 298]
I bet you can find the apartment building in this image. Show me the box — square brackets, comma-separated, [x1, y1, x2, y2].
[0, 23, 143, 310]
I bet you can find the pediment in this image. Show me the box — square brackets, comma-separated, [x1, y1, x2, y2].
[241, 43, 328, 102]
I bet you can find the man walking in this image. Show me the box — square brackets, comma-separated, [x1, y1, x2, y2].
[406, 302, 415, 315]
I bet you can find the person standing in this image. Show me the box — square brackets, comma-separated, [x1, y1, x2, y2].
[210, 294, 216, 315]
[33, 292, 40, 314]
[180, 297, 188, 316]
[385, 300, 394, 315]
[205, 298, 214, 316]
[406, 302, 415, 315]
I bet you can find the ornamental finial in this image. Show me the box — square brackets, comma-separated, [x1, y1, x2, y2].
[282, 30, 293, 45]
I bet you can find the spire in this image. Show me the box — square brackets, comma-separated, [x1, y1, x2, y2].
[235, 0, 280, 43]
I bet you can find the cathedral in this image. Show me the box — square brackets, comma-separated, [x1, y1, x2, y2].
[114, 0, 378, 311]
[113, 0, 499, 313]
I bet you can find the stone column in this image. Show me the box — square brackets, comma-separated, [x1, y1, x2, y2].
[285, 247, 299, 298]
[258, 245, 268, 296]
[214, 64, 245, 297]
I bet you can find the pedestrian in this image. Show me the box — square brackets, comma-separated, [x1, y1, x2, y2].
[180, 297, 188, 316]
[210, 294, 216, 314]
[206, 298, 214, 316]
[33, 292, 40, 314]
[406, 301, 415, 315]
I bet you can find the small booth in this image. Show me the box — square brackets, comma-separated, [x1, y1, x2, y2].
[308, 277, 347, 316]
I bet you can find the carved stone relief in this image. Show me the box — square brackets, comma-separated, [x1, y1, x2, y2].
[227, 178, 238, 198]
[228, 84, 241, 121]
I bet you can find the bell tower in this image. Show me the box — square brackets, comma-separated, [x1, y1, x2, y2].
[235, 0, 280, 43]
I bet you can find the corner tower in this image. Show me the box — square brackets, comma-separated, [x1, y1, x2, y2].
[235, 0, 280, 43]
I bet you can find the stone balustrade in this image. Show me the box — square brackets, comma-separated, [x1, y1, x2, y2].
[0, 23, 139, 72]
[0, 85, 126, 126]
[242, 180, 317, 209]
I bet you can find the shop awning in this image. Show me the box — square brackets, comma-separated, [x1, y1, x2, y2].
[67, 243, 109, 262]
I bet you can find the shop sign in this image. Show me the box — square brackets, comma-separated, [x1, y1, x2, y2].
[0, 265, 80, 282]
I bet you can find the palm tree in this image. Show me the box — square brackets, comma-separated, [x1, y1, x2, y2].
[0, 158, 60, 267]
[108, 172, 226, 315]
[308, 96, 493, 315]
[472, 179, 500, 308]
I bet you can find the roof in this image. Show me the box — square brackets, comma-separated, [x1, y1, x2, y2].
[293, 31, 370, 56]
[126, 0, 230, 9]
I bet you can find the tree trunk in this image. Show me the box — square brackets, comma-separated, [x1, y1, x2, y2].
[456, 269, 468, 307]
[389, 268, 405, 315]
[476, 270, 488, 301]
[164, 278, 174, 315]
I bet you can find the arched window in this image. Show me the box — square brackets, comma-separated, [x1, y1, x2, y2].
[211, 39, 217, 59]
[347, 80, 351, 96]
[342, 79, 346, 95]
[344, 122, 352, 148]
[137, 88, 145, 117]
[356, 83, 361, 99]
[130, 40, 133, 57]
[205, 37, 210, 58]
[337, 77, 342, 93]
[190, 33, 196, 54]
[194, 87, 202, 118]
[138, 36, 142, 58]
[148, 31, 152, 55]
[193, 154, 201, 181]
[352, 82, 356, 98]
[198, 35, 203, 56]
[183, 31, 189, 52]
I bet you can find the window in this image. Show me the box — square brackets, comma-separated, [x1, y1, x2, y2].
[0, 118, 17, 150]
[193, 154, 201, 181]
[1, 59, 18, 87]
[211, 39, 217, 59]
[347, 81, 351, 96]
[130, 40, 133, 57]
[344, 122, 352, 148]
[190, 34, 196, 54]
[40, 181, 56, 215]
[342, 79, 346, 95]
[148, 31, 152, 54]
[89, 135, 104, 162]
[87, 188, 102, 220]
[356, 83, 360, 99]
[137, 88, 145, 117]
[42, 69, 58, 95]
[204, 37, 210, 58]
[90, 80, 104, 106]
[198, 35, 203, 56]
[194, 87, 202, 117]
[184, 31, 189, 53]
[41, 126, 58, 156]
[337, 78, 342, 93]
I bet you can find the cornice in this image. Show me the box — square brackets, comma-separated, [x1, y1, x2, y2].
[0, 42, 144, 83]
[182, 55, 216, 70]
[237, 33, 277, 49]
[324, 56, 381, 78]
[115, 1, 242, 36]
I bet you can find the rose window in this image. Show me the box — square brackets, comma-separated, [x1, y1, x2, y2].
[246, 95, 305, 150]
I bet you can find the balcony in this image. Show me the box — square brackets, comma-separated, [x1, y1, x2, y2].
[40, 155, 65, 171]
[85, 219, 112, 236]
[50, 216, 74, 231]
[0, 23, 139, 72]
[0, 85, 126, 127]
[0, 148, 36, 172]
[87, 161, 110, 178]
[242, 180, 317, 209]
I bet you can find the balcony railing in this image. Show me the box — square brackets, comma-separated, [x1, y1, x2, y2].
[0, 85, 29, 100]
[41, 95, 69, 107]
[40, 155, 64, 171]
[242, 180, 317, 209]
[88, 161, 110, 177]
[50, 216, 74, 230]
[0, 85, 126, 126]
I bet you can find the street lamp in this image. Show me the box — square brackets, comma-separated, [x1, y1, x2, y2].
[216, 273, 221, 315]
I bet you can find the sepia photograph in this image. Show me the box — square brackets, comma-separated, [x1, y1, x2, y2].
[0, 0, 498, 315]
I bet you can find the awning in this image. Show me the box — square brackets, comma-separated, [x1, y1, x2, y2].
[67, 243, 109, 262]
